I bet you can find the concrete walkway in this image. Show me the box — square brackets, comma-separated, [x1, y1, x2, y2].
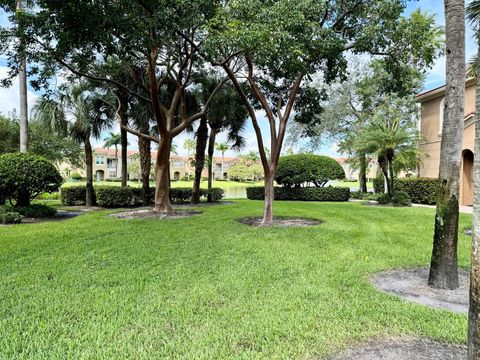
[412, 203, 473, 214]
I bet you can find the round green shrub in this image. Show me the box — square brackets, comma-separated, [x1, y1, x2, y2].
[16, 204, 57, 218]
[392, 191, 412, 207]
[70, 172, 82, 181]
[0, 206, 23, 224]
[0, 153, 63, 207]
[275, 154, 345, 188]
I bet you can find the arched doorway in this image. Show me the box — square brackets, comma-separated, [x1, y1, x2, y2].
[462, 150, 474, 206]
[173, 171, 181, 181]
[96, 170, 105, 182]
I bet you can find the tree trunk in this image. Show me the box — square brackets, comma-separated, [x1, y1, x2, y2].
[139, 137, 151, 206]
[428, 0, 464, 290]
[207, 128, 217, 202]
[115, 146, 119, 180]
[18, 47, 28, 153]
[120, 109, 128, 187]
[387, 155, 395, 196]
[468, 68, 480, 360]
[85, 138, 94, 207]
[192, 116, 208, 204]
[154, 136, 173, 213]
[378, 156, 392, 197]
[359, 153, 368, 193]
[261, 169, 275, 226]
[17, 0, 28, 153]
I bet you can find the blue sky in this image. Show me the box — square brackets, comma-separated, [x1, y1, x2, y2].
[0, 1, 476, 157]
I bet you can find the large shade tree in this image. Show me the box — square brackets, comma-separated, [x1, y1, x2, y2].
[428, 0, 466, 290]
[201, 0, 442, 225]
[0, 0, 226, 214]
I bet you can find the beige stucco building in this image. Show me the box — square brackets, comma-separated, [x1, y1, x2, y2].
[416, 78, 476, 205]
[60, 148, 238, 182]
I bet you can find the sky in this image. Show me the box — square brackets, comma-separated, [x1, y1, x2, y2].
[0, 1, 476, 158]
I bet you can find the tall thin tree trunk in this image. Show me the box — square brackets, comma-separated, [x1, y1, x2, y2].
[359, 153, 368, 193]
[468, 66, 480, 360]
[17, 0, 28, 153]
[428, 0, 465, 290]
[115, 146, 119, 179]
[154, 136, 173, 213]
[192, 116, 208, 204]
[120, 108, 128, 187]
[139, 137, 151, 206]
[207, 128, 217, 202]
[85, 138, 94, 207]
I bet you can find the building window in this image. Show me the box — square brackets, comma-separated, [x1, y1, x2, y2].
[107, 159, 116, 169]
[439, 97, 445, 136]
[173, 160, 182, 169]
[95, 156, 105, 165]
[108, 171, 116, 178]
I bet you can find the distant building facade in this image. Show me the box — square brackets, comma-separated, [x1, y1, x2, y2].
[59, 148, 238, 182]
[416, 77, 475, 206]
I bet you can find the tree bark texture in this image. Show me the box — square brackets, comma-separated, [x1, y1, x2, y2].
[84, 138, 94, 207]
[359, 153, 368, 193]
[154, 136, 173, 213]
[139, 137, 151, 206]
[429, 0, 465, 290]
[192, 116, 208, 204]
[207, 128, 217, 202]
[119, 103, 128, 187]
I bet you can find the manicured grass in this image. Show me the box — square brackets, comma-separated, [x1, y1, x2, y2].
[0, 201, 471, 358]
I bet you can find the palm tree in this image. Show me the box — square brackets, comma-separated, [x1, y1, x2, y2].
[33, 83, 115, 206]
[16, 0, 34, 153]
[103, 132, 122, 180]
[215, 142, 230, 180]
[428, 0, 465, 291]
[466, 1, 480, 357]
[353, 97, 421, 199]
[183, 138, 196, 180]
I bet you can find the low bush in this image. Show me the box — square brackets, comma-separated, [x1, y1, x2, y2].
[70, 172, 82, 181]
[377, 191, 412, 207]
[37, 192, 60, 200]
[0, 206, 23, 224]
[394, 178, 440, 205]
[16, 204, 57, 218]
[61, 186, 95, 206]
[246, 186, 350, 202]
[373, 173, 385, 194]
[61, 186, 224, 207]
[350, 191, 380, 201]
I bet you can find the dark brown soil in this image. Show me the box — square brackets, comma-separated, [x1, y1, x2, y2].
[238, 216, 322, 227]
[372, 267, 469, 314]
[327, 337, 466, 360]
[1, 210, 83, 226]
[111, 209, 203, 220]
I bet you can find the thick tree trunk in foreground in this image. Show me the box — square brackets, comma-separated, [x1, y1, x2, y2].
[192, 116, 208, 204]
[154, 136, 173, 213]
[359, 153, 368, 193]
[429, 0, 465, 290]
[468, 72, 480, 360]
[262, 170, 275, 226]
[207, 128, 217, 202]
[139, 137, 151, 206]
[84, 138, 94, 207]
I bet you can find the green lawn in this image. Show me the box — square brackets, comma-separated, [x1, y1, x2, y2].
[0, 201, 471, 358]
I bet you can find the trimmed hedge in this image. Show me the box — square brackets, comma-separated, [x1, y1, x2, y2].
[16, 204, 57, 218]
[61, 186, 224, 207]
[394, 178, 441, 205]
[246, 186, 350, 202]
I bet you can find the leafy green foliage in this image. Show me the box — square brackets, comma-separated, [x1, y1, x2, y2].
[0, 206, 23, 224]
[246, 186, 350, 202]
[15, 204, 57, 218]
[0, 153, 62, 207]
[70, 172, 82, 181]
[394, 178, 441, 205]
[63, 186, 224, 207]
[275, 154, 345, 188]
[377, 191, 412, 207]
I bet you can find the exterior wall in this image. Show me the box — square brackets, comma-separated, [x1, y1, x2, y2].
[417, 78, 476, 205]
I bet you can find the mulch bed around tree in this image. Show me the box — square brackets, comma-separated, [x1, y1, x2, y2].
[1, 210, 83, 226]
[327, 337, 466, 360]
[238, 216, 322, 227]
[110, 209, 203, 220]
[372, 267, 469, 314]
